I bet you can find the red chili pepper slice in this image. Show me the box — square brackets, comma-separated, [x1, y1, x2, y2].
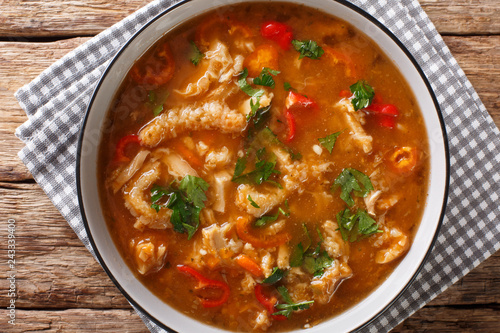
[285, 91, 318, 110]
[261, 21, 293, 50]
[254, 284, 287, 321]
[177, 265, 230, 308]
[236, 216, 292, 249]
[114, 134, 141, 163]
[130, 42, 175, 86]
[386, 146, 418, 174]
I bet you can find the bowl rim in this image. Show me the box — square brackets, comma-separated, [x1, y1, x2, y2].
[76, 0, 450, 332]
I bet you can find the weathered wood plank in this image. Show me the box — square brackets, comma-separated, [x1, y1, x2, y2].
[0, 38, 91, 181]
[0, 183, 499, 311]
[0, 0, 150, 38]
[0, 183, 130, 309]
[1, 36, 498, 182]
[0, 309, 148, 333]
[394, 306, 500, 332]
[0, 0, 498, 37]
[421, 0, 500, 35]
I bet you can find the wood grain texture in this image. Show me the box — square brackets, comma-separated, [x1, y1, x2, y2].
[0, 0, 150, 38]
[0, 309, 148, 333]
[0, 183, 129, 310]
[0, 38, 90, 181]
[0, 0, 498, 37]
[393, 306, 500, 332]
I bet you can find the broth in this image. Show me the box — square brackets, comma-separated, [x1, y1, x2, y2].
[98, 2, 429, 331]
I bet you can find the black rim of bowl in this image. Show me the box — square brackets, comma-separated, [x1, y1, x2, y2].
[76, 0, 451, 332]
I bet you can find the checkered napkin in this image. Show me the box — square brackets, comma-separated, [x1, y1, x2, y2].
[14, 0, 500, 331]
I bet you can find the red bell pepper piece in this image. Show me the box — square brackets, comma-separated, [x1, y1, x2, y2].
[177, 265, 230, 308]
[365, 103, 399, 116]
[254, 284, 287, 321]
[261, 21, 293, 50]
[364, 103, 399, 129]
[114, 134, 141, 162]
[285, 91, 318, 110]
[284, 91, 318, 142]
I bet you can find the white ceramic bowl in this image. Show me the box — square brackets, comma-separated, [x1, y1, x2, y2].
[77, 0, 450, 332]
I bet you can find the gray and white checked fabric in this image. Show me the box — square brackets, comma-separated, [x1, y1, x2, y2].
[14, 0, 500, 332]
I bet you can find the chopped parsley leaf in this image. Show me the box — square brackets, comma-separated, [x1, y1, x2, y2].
[256, 127, 302, 161]
[262, 267, 287, 284]
[290, 243, 304, 267]
[238, 68, 265, 97]
[233, 156, 248, 179]
[189, 41, 204, 66]
[254, 201, 290, 227]
[292, 39, 324, 60]
[231, 148, 281, 186]
[284, 82, 296, 91]
[247, 195, 260, 208]
[153, 104, 164, 117]
[254, 213, 279, 227]
[289, 224, 334, 276]
[303, 251, 334, 277]
[150, 175, 209, 240]
[149, 91, 169, 116]
[316, 225, 324, 242]
[273, 286, 314, 318]
[278, 206, 290, 217]
[148, 90, 156, 103]
[318, 131, 343, 154]
[336, 208, 382, 242]
[349, 80, 375, 111]
[332, 168, 374, 206]
[251, 105, 272, 129]
[253, 67, 280, 88]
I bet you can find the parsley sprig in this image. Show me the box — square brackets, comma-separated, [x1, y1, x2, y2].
[247, 195, 260, 208]
[254, 201, 290, 227]
[238, 68, 265, 98]
[318, 131, 343, 154]
[262, 267, 287, 284]
[189, 41, 204, 66]
[239, 67, 279, 117]
[290, 224, 334, 277]
[231, 148, 281, 186]
[349, 80, 375, 111]
[148, 90, 169, 116]
[332, 168, 374, 207]
[273, 286, 314, 318]
[253, 67, 280, 88]
[150, 175, 209, 240]
[256, 128, 302, 161]
[336, 208, 382, 242]
[292, 39, 324, 60]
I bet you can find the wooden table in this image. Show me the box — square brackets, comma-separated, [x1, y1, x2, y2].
[0, 1, 498, 332]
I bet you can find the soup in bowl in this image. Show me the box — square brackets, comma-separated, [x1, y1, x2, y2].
[77, 1, 449, 332]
